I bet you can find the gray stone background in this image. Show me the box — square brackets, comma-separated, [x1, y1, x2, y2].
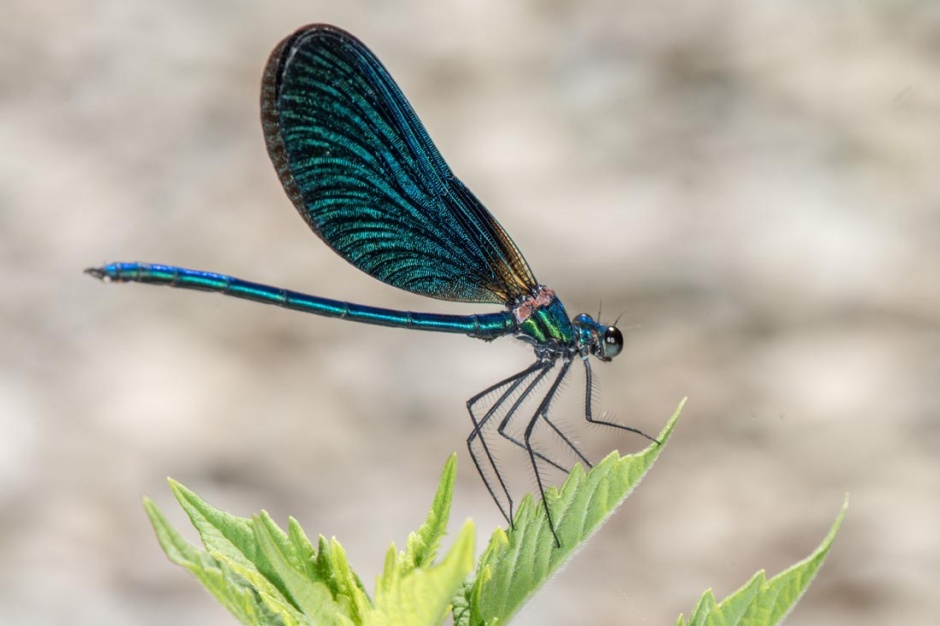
[2, 1, 938, 625]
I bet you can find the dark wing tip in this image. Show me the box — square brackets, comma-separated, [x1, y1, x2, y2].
[263, 23, 360, 94]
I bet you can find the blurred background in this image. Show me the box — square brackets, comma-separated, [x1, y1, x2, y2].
[2, 1, 938, 624]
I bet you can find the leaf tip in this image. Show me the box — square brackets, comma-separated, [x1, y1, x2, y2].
[166, 477, 194, 504]
[439, 453, 458, 492]
[656, 398, 686, 444]
[141, 496, 163, 526]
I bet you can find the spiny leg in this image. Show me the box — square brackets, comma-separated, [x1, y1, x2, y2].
[467, 361, 545, 524]
[581, 354, 659, 444]
[533, 411, 592, 468]
[495, 363, 570, 474]
[497, 362, 590, 473]
[523, 358, 574, 547]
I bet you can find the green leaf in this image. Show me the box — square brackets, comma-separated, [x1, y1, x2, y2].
[376, 452, 457, 604]
[144, 496, 312, 626]
[253, 514, 356, 626]
[676, 495, 848, 626]
[148, 481, 373, 626]
[166, 480, 293, 606]
[304, 530, 371, 618]
[403, 453, 456, 571]
[147, 454, 471, 626]
[324, 537, 373, 622]
[365, 520, 475, 626]
[460, 399, 685, 626]
[368, 454, 473, 626]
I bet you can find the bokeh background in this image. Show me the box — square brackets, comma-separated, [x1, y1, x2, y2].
[2, 1, 938, 625]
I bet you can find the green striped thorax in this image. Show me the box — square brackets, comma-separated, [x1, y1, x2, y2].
[512, 287, 624, 361]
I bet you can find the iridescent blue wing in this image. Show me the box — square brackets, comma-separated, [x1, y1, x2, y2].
[261, 24, 537, 305]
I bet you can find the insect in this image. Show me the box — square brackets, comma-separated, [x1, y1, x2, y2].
[86, 24, 654, 545]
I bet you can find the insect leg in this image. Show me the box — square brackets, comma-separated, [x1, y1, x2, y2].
[466, 361, 545, 524]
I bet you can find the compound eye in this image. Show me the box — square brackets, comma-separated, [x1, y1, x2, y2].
[602, 326, 624, 358]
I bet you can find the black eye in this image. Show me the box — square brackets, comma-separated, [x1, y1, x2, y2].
[603, 326, 623, 358]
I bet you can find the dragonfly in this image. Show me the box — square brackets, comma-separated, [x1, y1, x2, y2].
[86, 24, 654, 545]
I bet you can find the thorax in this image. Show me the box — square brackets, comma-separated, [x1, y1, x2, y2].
[512, 286, 575, 355]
